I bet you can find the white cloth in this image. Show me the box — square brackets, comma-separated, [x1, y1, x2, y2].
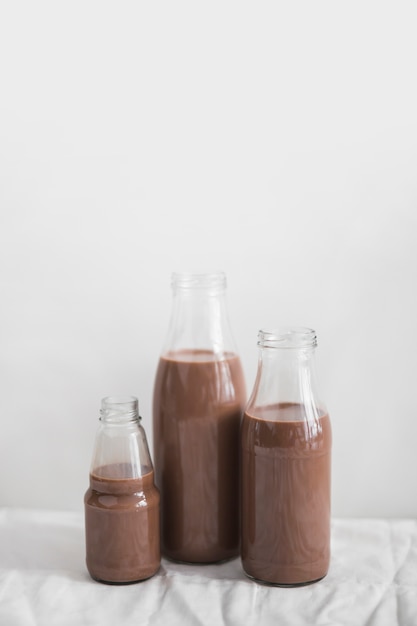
[0, 509, 416, 626]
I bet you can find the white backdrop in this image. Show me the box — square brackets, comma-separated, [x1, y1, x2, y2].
[1, 1, 416, 517]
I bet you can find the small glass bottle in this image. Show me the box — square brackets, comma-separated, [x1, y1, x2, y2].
[153, 271, 246, 563]
[241, 328, 332, 586]
[84, 396, 160, 584]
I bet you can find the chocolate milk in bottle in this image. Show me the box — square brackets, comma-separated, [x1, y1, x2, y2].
[241, 328, 332, 586]
[153, 272, 246, 563]
[85, 396, 160, 583]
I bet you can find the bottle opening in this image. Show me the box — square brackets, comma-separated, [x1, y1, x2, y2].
[100, 396, 139, 423]
[171, 271, 227, 292]
[258, 327, 317, 349]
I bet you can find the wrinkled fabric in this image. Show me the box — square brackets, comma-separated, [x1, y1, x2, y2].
[0, 510, 416, 625]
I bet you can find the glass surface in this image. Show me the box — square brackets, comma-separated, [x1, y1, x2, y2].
[153, 271, 246, 563]
[241, 328, 332, 586]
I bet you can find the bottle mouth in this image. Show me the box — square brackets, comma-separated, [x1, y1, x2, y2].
[171, 271, 227, 292]
[258, 327, 317, 349]
[100, 396, 140, 423]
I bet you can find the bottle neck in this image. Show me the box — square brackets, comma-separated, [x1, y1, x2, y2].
[91, 396, 153, 478]
[162, 272, 237, 356]
[100, 396, 140, 425]
[247, 328, 324, 417]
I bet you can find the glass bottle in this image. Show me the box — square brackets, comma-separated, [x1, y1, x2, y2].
[84, 396, 160, 584]
[241, 328, 332, 586]
[153, 271, 246, 563]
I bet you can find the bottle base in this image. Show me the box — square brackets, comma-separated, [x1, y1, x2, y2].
[243, 571, 327, 587]
[88, 565, 160, 585]
[163, 554, 238, 566]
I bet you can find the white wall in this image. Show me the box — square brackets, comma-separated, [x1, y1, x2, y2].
[1, 1, 416, 517]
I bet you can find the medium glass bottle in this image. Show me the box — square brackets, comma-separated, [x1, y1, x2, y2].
[84, 396, 160, 584]
[241, 328, 332, 586]
[153, 271, 246, 563]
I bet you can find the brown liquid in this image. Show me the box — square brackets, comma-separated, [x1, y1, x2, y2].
[84, 463, 160, 583]
[153, 349, 246, 563]
[241, 403, 331, 585]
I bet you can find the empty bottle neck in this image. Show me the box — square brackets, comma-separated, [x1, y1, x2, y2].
[100, 396, 140, 425]
[171, 271, 227, 294]
[258, 328, 317, 350]
[163, 271, 236, 355]
[257, 328, 317, 369]
[248, 327, 323, 412]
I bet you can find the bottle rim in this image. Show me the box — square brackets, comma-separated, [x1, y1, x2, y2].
[171, 270, 227, 291]
[100, 396, 140, 423]
[258, 327, 317, 349]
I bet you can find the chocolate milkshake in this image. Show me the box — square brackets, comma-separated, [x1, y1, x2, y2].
[241, 403, 332, 585]
[153, 349, 246, 563]
[85, 463, 160, 584]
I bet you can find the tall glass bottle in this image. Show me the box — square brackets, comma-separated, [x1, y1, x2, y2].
[241, 328, 332, 586]
[153, 271, 246, 563]
[85, 396, 160, 584]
